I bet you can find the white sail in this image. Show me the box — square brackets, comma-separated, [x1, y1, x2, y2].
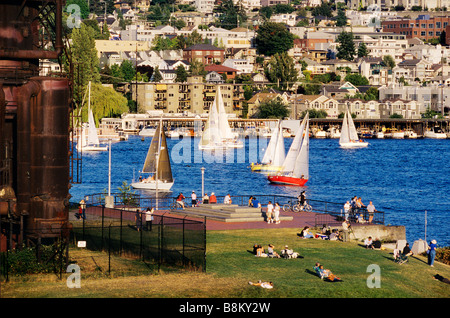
[261, 121, 280, 164]
[282, 114, 307, 173]
[216, 86, 234, 140]
[347, 108, 359, 141]
[87, 109, 100, 146]
[339, 108, 350, 144]
[272, 123, 286, 167]
[293, 116, 309, 179]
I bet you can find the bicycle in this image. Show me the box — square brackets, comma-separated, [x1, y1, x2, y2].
[282, 200, 312, 212]
[169, 200, 185, 210]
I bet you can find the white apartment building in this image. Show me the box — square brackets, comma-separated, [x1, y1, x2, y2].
[194, 0, 215, 13]
[270, 14, 297, 27]
[222, 59, 253, 74]
[379, 83, 448, 112]
[121, 25, 255, 50]
[353, 33, 408, 64]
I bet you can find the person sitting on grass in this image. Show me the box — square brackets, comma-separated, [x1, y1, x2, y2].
[267, 244, 280, 258]
[301, 226, 314, 239]
[248, 281, 273, 289]
[313, 263, 342, 282]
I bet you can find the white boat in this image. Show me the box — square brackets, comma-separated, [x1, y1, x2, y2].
[404, 129, 418, 139]
[251, 120, 285, 173]
[424, 126, 447, 139]
[376, 131, 385, 139]
[131, 119, 174, 191]
[339, 106, 368, 148]
[199, 86, 243, 150]
[313, 128, 327, 138]
[327, 127, 341, 139]
[77, 81, 108, 152]
[139, 126, 157, 137]
[385, 128, 404, 139]
[267, 113, 310, 186]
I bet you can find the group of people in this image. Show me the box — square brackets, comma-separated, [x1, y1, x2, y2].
[253, 244, 300, 259]
[134, 207, 154, 231]
[175, 191, 232, 208]
[363, 236, 383, 249]
[265, 201, 281, 224]
[343, 196, 377, 223]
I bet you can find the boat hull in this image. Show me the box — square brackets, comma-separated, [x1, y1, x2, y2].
[131, 180, 174, 191]
[77, 145, 108, 152]
[268, 175, 308, 186]
[339, 142, 369, 148]
[198, 140, 243, 150]
[251, 163, 282, 173]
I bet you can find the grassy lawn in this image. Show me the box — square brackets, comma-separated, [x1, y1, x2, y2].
[1, 227, 449, 298]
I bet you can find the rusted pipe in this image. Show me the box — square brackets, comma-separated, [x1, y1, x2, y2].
[16, 80, 41, 217]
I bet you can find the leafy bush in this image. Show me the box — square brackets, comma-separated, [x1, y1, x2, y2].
[4, 244, 66, 275]
[436, 247, 450, 265]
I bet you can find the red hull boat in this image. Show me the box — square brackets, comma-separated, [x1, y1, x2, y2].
[268, 175, 308, 186]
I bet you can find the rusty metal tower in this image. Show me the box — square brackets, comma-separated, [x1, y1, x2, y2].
[0, 0, 73, 247]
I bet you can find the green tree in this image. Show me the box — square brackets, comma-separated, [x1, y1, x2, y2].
[301, 109, 328, 118]
[265, 52, 298, 90]
[67, 23, 100, 106]
[88, 82, 129, 121]
[253, 98, 289, 119]
[312, 1, 333, 18]
[357, 42, 369, 58]
[120, 60, 136, 82]
[255, 22, 294, 56]
[65, 0, 90, 20]
[189, 60, 206, 76]
[152, 66, 163, 82]
[383, 55, 396, 69]
[175, 65, 188, 83]
[344, 74, 369, 86]
[336, 31, 356, 61]
[215, 0, 247, 30]
[259, 6, 273, 19]
[336, 8, 348, 27]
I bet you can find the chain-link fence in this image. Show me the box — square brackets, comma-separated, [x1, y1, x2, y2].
[70, 205, 206, 274]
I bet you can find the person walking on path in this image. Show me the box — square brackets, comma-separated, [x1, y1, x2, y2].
[273, 203, 281, 224]
[191, 191, 197, 207]
[145, 207, 154, 231]
[367, 201, 376, 223]
[428, 239, 437, 267]
[266, 201, 274, 223]
[343, 201, 350, 221]
[135, 209, 143, 232]
[79, 199, 86, 220]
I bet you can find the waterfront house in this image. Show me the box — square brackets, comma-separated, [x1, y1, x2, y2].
[247, 92, 288, 118]
[294, 94, 340, 118]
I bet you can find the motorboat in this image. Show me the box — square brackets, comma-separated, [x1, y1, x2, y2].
[424, 126, 447, 139]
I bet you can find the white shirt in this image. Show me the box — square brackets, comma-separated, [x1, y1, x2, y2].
[224, 195, 231, 204]
[191, 193, 197, 200]
[267, 203, 274, 213]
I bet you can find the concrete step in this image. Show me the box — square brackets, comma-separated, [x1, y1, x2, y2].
[171, 204, 293, 223]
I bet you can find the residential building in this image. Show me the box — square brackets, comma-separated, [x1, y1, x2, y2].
[204, 64, 239, 80]
[294, 94, 340, 118]
[194, 0, 215, 13]
[222, 59, 253, 74]
[260, 0, 289, 6]
[381, 15, 450, 41]
[183, 44, 225, 65]
[379, 83, 448, 113]
[247, 92, 288, 117]
[342, 99, 382, 119]
[95, 40, 150, 58]
[270, 14, 297, 27]
[134, 77, 244, 115]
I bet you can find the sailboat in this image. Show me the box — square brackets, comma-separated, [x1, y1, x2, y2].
[267, 113, 310, 186]
[339, 106, 368, 148]
[77, 81, 108, 152]
[251, 120, 285, 173]
[199, 86, 243, 150]
[131, 119, 174, 191]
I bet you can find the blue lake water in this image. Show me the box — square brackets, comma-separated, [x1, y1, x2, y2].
[70, 135, 450, 247]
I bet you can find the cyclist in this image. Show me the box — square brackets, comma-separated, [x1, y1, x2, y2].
[298, 191, 306, 207]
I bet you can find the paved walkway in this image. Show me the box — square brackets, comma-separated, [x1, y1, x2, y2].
[153, 208, 319, 231]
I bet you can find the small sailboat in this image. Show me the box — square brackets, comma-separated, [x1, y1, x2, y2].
[131, 119, 174, 191]
[267, 113, 310, 186]
[339, 106, 368, 148]
[199, 86, 243, 150]
[77, 81, 108, 152]
[251, 120, 285, 173]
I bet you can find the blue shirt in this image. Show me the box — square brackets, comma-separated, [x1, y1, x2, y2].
[429, 243, 437, 251]
[252, 199, 260, 207]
